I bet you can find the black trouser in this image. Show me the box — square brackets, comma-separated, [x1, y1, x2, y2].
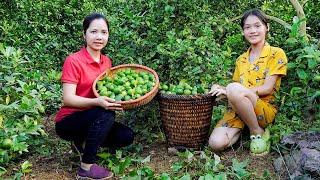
[55, 107, 134, 164]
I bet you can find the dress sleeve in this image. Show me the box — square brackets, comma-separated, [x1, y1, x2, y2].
[232, 59, 240, 82]
[268, 48, 288, 76]
[61, 56, 80, 84]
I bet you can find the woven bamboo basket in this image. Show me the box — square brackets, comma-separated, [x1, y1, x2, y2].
[92, 64, 159, 110]
[158, 92, 215, 149]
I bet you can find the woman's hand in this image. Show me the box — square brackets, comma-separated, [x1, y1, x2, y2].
[209, 84, 227, 101]
[95, 96, 123, 111]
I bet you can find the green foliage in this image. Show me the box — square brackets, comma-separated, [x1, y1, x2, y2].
[0, 44, 48, 167]
[271, 20, 320, 142]
[120, 100, 164, 143]
[12, 161, 33, 179]
[97, 148, 259, 179]
[0, 0, 320, 177]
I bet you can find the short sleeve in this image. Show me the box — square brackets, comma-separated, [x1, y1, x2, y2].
[61, 57, 80, 84]
[268, 48, 288, 76]
[232, 59, 240, 82]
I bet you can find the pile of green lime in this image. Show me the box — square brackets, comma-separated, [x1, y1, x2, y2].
[159, 82, 209, 95]
[97, 68, 155, 101]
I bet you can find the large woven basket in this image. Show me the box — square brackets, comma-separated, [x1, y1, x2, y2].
[93, 64, 159, 110]
[158, 93, 215, 149]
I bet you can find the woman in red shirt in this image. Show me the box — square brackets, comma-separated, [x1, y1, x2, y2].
[55, 13, 133, 179]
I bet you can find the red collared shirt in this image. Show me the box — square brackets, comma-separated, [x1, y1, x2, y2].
[55, 47, 112, 122]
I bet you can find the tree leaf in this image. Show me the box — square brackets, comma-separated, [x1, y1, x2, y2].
[307, 59, 317, 69]
[140, 155, 151, 164]
[21, 160, 32, 173]
[296, 69, 308, 80]
[179, 173, 191, 180]
[213, 173, 227, 180]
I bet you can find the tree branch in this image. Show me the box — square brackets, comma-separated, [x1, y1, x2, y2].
[266, 15, 291, 29]
[228, 15, 291, 30]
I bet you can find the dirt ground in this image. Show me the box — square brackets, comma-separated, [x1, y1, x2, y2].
[3, 118, 282, 180]
[6, 141, 280, 179]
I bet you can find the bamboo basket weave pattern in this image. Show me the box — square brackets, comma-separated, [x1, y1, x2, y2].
[159, 93, 215, 149]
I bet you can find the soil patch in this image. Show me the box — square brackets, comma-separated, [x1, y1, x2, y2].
[3, 118, 281, 179]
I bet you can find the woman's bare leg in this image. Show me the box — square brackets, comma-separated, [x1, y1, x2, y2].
[226, 83, 264, 135]
[208, 127, 241, 151]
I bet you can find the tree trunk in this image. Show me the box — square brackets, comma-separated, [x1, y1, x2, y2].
[290, 0, 307, 36]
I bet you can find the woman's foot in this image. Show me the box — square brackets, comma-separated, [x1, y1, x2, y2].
[76, 163, 113, 180]
[250, 128, 270, 156]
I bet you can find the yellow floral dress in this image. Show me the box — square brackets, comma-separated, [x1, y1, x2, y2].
[216, 43, 288, 129]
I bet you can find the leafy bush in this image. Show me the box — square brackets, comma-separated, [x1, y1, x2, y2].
[0, 0, 319, 176]
[0, 44, 47, 167]
[271, 20, 320, 142]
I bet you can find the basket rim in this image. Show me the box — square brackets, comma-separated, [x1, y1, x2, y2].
[92, 64, 160, 106]
[158, 91, 215, 100]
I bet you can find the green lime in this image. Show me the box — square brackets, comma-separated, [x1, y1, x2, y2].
[176, 88, 184, 95]
[97, 84, 104, 91]
[115, 94, 123, 101]
[160, 90, 167, 94]
[192, 86, 197, 92]
[142, 87, 148, 94]
[123, 69, 131, 75]
[99, 86, 107, 92]
[137, 77, 145, 85]
[124, 95, 131, 101]
[121, 91, 127, 96]
[176, 85, 183, 89]
[162, 84, 169, 91]
[97, 80, 104, 86]
[139, 71, 147, 77]
[127, 88, 135, 95]
[184, 89, 192, 95]
[142, 74, 149, 80]
[148, 74, 154, 81]
[170, 91, 177, 95]
[106, 91, 113, 97]
[146, 82, 153, 90]
[113, 87, 121, 94]
[113, 78, 121, 85]
[169, 84, 175, 91]
[118, 86, 125, 92]
[121, 76, 128, 82]
[132, 73, 139, 79]
[128, 76, 135, 81]
[2, 138, 13, 149]
[105, 76, 113, 82]
[107, 84, 115, 91]
[100, 90, 108, 96]
[314, 75, 320, 82]
[135, 94, 142, 99]
[124, 82, 131, 89]
[109, 93, 116, 99]
[118, 78, 125, 85]
[116, 71, 125, 77]
[185, 83, 192, 90]
[135, 87, 143, 95]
